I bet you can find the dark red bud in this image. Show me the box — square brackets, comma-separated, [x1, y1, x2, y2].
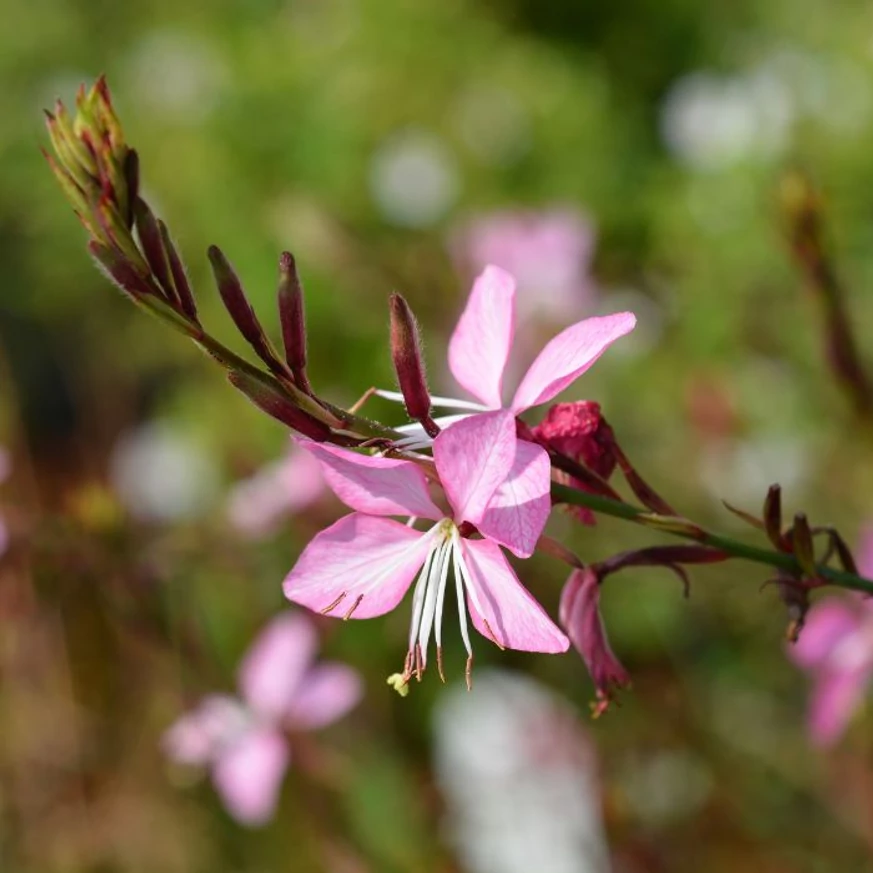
[763, 484, 783, 549]
[389, 293, 436, 435]
[277, 252, 311, 393]
[88, 241, 154, 300]
[133, 198, 176, 304]
[227, 370, 331, 441]
[159, 220, 198, 323]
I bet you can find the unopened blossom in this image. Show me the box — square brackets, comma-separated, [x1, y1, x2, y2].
[163, 612, 361, 825]
[788, 528, 873, 746]
[451, 208, 597, 324]
[385, 265, 634, 454]
[226, 442, 325, 538]
[560, 567, 630, 716]
[283, 412, 568, 690]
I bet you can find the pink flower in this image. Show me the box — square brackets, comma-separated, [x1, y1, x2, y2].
[789, 528, 873, 746]
[560, 567, 630, 716]
[451, 208, 598, 324]
[226, 442, 325, 538]
[163, 612, 361, 826]
[387, 265, 635, 453]
[283, 412, 569, 688]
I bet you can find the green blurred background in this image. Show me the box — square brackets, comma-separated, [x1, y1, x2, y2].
[3, 0, 873, 870]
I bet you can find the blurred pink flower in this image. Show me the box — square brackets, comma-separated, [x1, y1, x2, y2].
[226, 442, 325, 537]
[560, 567, 630, 716]
[451, 209, 598, 323]
[283, 413, 568, 689]
[163, 612, 361, 826]
[789, 528, 873, 746]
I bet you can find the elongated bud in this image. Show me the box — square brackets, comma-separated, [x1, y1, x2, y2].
[227, 370, 331, 441]
[389, 293, 438, 437]
[792, 513, 817, 578]
[88, 240, 154, 300]
[612, 442, 676, 515]
[159, 220, 198, 322]
[133, 198, 176, 305]
[209, 246, 286, 377]
[763, 484, 783, 549]
[277, 252, 311, 392]
[209, 246, 264, 346]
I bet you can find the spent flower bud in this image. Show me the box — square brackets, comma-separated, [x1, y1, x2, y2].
[560, 567, 630, 716]
[763, 484, 783, 549]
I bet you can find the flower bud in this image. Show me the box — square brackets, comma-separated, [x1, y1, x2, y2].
[209, 246, 285, 378]
[134, 197, 176, 305]
[277, 252, 311, 392]
[763, 484, 783, 549]
[389, 294, 436, 436]
[88, 241, 154, 300]
[227, 370, 331, 442]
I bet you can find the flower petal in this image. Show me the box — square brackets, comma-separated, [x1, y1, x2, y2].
[162, 694, 243, 765]
[476, 439, 551, 558]
[212, 727, 289, 826]
[287, 663, 363, 730]
[433, 410, 516, 525]
[789, 599, 860, 670]
[448, 265, 516, 408]
[459, 537, 568, 653]
[301, 441, 441, 519]
[283, 513, 432, 619]
[238, 613, 317, 719]
[807, 667, 872, 747]
[510, 312, 636, 412]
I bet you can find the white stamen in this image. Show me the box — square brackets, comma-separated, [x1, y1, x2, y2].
[405, 516, 418, 528]
[407, 536, 439, 648]
[433, 539, 452, 652]
[376, 389, 490, 411]
[451, 538, 474, 657]
[418, 538, 453, 663]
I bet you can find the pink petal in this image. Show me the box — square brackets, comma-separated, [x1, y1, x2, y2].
[226, 446, 325, 537]
[287, 663, 363, 729]
[789, 600, 860, 670]
[510, 312, 636, 412]
[238, 613, 317, 719]
[433, 410, 517, 525]
[162, 694, 245, 765]
[212, 727, 289, 826]
[807, 667, 872, 747]
[448, 265, 516, 408]
[459, 537, 569, 653]
[476, 439, 551, 558]
[301, 441, 441, 520]
[283, 513, 431, 619]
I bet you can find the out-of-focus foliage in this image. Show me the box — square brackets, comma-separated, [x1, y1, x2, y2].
[2, 0, 873, 870]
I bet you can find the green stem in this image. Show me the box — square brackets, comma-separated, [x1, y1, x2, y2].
[552, 483, 873, 594]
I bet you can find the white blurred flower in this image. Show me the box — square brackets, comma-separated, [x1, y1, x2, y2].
[660, 70, 793, 169]
[433, 669, 610, 873]
[109, 422, 219, 522]
[125, 30, 229, 122]
[369, 129, 460, 228]
[699, 435, 810, 509]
